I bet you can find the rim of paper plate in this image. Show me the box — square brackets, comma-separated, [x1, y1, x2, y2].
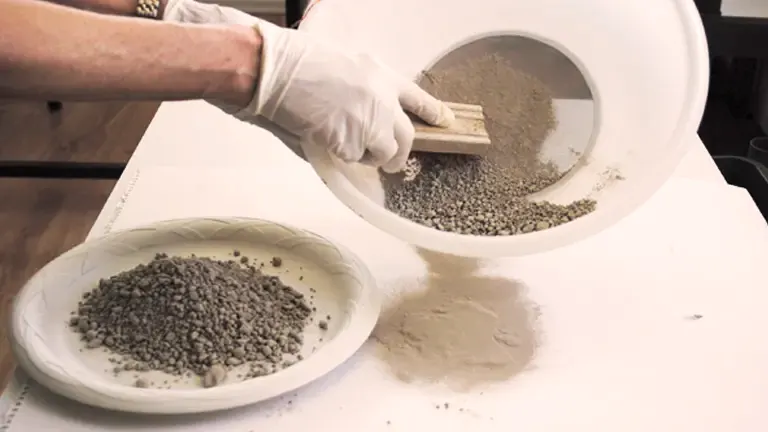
[10, 217, 380, 414]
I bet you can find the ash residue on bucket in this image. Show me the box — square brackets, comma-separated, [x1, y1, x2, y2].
[382, 53, 596, 236]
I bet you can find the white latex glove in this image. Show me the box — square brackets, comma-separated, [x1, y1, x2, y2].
[163, 0, 454, 171]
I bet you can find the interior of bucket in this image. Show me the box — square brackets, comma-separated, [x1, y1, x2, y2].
[417, 34, 598, 198]
[320, 33, 602, 232]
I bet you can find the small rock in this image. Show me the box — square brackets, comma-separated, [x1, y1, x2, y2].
[203, 364, 228, 388]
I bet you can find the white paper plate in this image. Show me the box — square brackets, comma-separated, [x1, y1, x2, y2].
[9, 217, 380, 414]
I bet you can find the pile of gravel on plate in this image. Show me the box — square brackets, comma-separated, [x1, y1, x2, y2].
[382, 53, 597, 235]
[69, 252, 314, 387]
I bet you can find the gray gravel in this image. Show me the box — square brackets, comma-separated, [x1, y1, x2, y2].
[382, 53, 597, 235]
[69, 252, 314, 388]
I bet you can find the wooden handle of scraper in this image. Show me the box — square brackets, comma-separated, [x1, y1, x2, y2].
[410, 102, 491, 156]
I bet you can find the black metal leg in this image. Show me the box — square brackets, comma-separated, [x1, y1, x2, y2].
[0, 161, 125, 179]
[285, 0, 309, 28]
[0, 101, 127, 180]
[701, 16, 768, 58]
[46, 101, 63, 113]
[694, 0, 722, 15]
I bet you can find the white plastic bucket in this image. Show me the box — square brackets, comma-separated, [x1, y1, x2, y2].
[298, 0, 709, 258]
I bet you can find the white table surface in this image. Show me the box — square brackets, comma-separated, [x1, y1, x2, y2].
[4, 101, 768, 431]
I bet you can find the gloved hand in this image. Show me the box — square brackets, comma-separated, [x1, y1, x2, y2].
[162, 0, 454, 172]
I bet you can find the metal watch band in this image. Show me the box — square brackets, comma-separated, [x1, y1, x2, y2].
[136, 0, 161, 19]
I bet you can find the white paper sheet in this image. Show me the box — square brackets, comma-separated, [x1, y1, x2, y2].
[3, 166, 767, 431]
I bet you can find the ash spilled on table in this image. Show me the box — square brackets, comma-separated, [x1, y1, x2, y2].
[373, 249, 539, 391]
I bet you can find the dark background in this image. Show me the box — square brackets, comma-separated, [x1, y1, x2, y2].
[696, 0, 768, 156]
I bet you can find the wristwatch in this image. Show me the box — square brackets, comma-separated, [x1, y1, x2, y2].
[135, 0, 161, 19]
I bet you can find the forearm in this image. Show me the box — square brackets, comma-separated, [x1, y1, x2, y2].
[0, 0, 260, 105]
[45, 0, 161, 16]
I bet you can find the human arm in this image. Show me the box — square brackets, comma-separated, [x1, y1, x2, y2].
[162, 1, 456, 171]
[7, 0, 455, 171]
[44, 0, 166, 16]
[0, 0, 258, 106]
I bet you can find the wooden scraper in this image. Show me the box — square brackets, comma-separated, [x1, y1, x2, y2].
[410, 102, 491, 156]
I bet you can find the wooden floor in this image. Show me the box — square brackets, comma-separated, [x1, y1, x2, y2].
[0, 100, 159, 390]
[0, 13, 286, 393]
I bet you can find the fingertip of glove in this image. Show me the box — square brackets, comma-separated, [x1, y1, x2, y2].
[435, 103, 456, 128]
[381, 157, 407, 174]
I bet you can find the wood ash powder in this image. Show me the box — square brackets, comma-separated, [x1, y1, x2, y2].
[69, 252, 314, 388]
[382, 53, 596, 235]
[374, 250, 538, 390]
